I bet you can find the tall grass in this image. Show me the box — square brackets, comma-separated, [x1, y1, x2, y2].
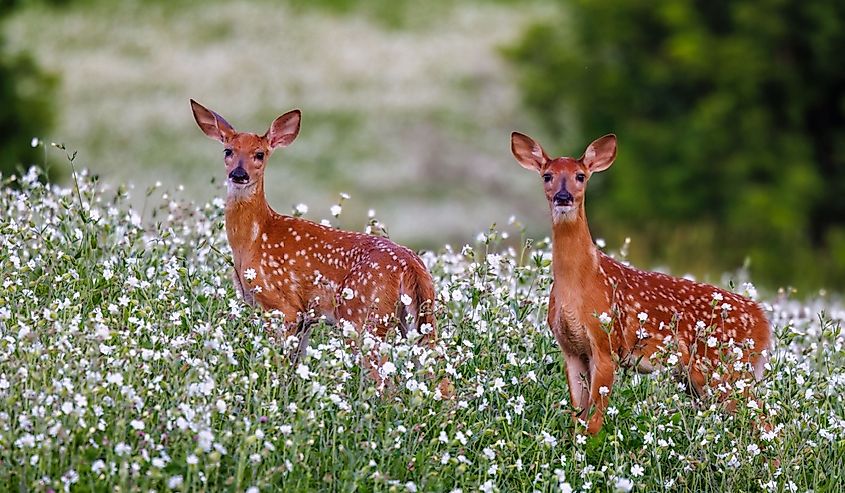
[0, 157, 843, 491]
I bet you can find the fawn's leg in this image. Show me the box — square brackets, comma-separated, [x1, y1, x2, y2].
[563, 351, 591, 422]
[586, 349, 615, 435]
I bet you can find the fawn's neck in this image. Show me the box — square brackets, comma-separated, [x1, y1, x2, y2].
[551, 207, 600, 288]
[225, 180, 273, 258]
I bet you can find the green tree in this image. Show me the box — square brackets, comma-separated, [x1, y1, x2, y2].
[0, 0, 56, 179]
[506, 0, 845, 290]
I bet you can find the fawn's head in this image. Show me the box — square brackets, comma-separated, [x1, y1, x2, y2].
[191, 99, 301, 200]
[511, 132, 617, 223]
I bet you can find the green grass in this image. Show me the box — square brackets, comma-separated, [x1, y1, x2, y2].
[5, 0, 555, 252]
[0, 159, 843, 492]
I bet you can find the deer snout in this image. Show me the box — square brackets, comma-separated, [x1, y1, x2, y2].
[553, 190, 574, 207]
[229, 166, 249, 184]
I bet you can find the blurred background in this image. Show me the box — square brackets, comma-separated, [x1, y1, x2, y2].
[2, 0, 844, 293]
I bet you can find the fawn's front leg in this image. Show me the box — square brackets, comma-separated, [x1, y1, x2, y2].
[586, 348, 616, 434]
[563, 351, 591, 422]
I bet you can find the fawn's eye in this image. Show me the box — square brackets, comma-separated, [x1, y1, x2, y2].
[223, 149, 233, 158]
[542, 173, 552, 183]
[255, 151, 265, 161]
[576, 173, 586, 183]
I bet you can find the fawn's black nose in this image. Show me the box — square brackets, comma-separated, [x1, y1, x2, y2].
[553, 190, 573, 207]
[229, 167, 249, 184]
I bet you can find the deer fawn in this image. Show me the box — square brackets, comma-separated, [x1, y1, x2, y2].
[191, 99, 439, 383]
[511, 132, 772, 434]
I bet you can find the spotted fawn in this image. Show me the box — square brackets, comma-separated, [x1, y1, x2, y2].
[191, 100, 438, 382]
[511, 131, 772, 434]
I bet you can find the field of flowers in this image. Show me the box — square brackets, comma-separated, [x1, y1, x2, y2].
[1, 161, 844, 492]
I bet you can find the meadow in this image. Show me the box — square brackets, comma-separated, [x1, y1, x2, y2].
[1, 158, 843, 492]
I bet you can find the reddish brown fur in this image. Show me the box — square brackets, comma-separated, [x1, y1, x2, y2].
[511, 132, 771, 434]
[191, 100, 438, 369]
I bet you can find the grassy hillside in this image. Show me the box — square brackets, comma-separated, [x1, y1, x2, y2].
[0, 162, 843, 491]
[6, 0, 557, 251]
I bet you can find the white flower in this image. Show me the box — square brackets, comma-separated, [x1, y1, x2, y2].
[167, 475, 183, 489]
[741, 282, 758, 299]
[280, 425, 293, 435]
[707, 336, 718, 348]
[246, 487, 259, 493]
[129, 420, 144, 431]
[541, 431, 558, 448]
[106, 372, 123, 386]
[712, 291, 723, 302]
[91, 459, 106, 474]
[295, 203, 309, 215]
[330, 204, 342, 216]
[400, 293, 413, 306]
[295, 364, 310, 380]
[479, 480, 494, 493]
[614, 477, 633, 492]
[405, 481, 417, 492]
[598, 312, 612, 325]
[31, 137, 40, 148]
[637, 311, 648, 322]
[243, 268, 257, 282]
[114, 442, 131, 456]
[630, 464, 644, 477]
[381, 361, 397, 376]
[342, 288, 354, 300]
[187, 454, 198, 465]
[599, 386, 610, 396]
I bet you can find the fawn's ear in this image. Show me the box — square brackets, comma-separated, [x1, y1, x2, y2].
[582, 134, 617, 173]
[511, 132, 549, 173]
[266, 109, 301, 149]
[191, 99, 236, 143]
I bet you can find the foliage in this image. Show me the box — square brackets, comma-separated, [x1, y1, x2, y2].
[0, 163, 843, 491]
[0, 0, 56, 180]
[505, 0, 845, 291]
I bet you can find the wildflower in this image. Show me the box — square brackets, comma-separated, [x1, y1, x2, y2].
[244, 268, 257, 282]
[342, 288, 354, 300]
[401, 293, 413, 306]
[613, 477, 633, 492]
[599, 386, 610, 396]
[541, 431, 557, 448]
[167, 476, 183, 489]
[630, 464, 644, 477]
[114, 442, 131, 456]
[330, 204, 342, 216]
[295, 364, 310, 380]
[637, 311, 648, 322]
[295, 203, 309, 215]
[599, 312, 612, 325]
